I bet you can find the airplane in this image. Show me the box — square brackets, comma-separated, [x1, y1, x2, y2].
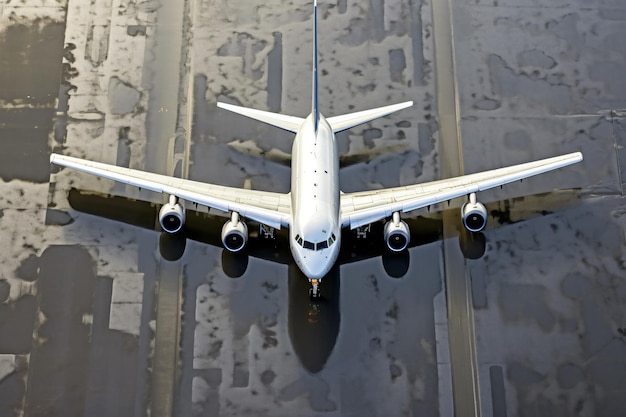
[50, 0, 583, 297]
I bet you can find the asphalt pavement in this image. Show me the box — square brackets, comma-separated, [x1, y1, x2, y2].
[0, 1, 625, 417]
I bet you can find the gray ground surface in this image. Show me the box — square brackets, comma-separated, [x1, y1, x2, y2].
[453, 1, 626, 416]
[0, 0, 624, 416]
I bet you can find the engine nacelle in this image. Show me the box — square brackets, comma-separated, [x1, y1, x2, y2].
[159, 196, 185, 233]
[384, 212, 410, 252]
[462, 193, 487, 232]
[221, 212, 248, 252]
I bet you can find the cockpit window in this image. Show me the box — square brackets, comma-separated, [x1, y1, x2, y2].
[296, 233, 337, 250]
[316, 240, 328, 250]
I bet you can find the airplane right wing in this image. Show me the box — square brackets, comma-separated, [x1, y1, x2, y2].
[341, 152, 583, 229]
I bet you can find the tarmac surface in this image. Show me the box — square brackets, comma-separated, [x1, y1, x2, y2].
[0, 0, 625, 416]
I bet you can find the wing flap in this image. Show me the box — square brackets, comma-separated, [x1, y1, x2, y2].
[341, 152, 583, 228]
[50, 154, 291, 229]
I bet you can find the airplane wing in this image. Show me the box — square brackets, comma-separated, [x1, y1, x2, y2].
[340, 152, 583, 229]
[65, 188, 295, 264]
[50, 154, 291, 229]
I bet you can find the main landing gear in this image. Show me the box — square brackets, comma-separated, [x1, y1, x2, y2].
[309, 279, 320, 298]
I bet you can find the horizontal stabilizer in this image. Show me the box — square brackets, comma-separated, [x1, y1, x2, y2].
[327, 101, 413, 133]
[217, 102, 304, 133]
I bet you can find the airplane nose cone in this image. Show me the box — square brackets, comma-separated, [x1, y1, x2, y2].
[301, 260, 327, 279]
[300, 253, 334, 279]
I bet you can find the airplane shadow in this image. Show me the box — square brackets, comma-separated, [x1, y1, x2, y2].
[59, 187, 581, 372]
[287, 263, 341, 373]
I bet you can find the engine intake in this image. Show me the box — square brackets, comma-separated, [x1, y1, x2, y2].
[462, 193, 487, 232]
[384, 212, 410, 252]
[221, 212, 248, 252]
[159, 195, 185, 233]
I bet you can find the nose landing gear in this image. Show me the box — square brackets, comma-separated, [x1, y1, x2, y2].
[309, 279, 321, 298]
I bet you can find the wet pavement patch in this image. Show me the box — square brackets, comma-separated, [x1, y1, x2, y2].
[15, 254, 40, 282]
[498, 284, 555, 332]
[0, 280, 9, 303]
[389, 48, 407, 83]
[0, 358, 27, 417]
[24, 245, 96, 416]
[217, 33, 267, 81]
[0, 19, 67, 183]
[612, 116, 626, 190]
[0, 108, 55, 182]
[44, 208, 74, 226]
[486, 53, 572, 114]
[0, 21, 65, 105]
[127, 25, 147, 37]
[489, 366, 508, 417]
[266, 32, 282, 112]
[108, 77, 142, 115]
[0, 295, 37, 353]
[556, 363, 583, 389]
[507, 361, 545, 386]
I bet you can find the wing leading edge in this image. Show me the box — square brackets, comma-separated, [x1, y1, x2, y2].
[50, 154, 291, 229]
[341, 152, 583, 229]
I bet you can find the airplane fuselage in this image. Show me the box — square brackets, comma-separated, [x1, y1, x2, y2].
[289, 113, 341, 279]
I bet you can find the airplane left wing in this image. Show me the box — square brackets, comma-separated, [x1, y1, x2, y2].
[341, 152, 583, 229]
[50, 154, 291, 229]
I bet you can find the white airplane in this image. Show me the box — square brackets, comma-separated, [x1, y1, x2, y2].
[50, 0, 582, 297]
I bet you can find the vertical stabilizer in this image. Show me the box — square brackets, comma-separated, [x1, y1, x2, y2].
[312, 0, 319, 132]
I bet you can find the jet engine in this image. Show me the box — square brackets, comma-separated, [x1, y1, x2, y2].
[461, 193, 488, 232]
[159, 195, 185, 233]
[384, 212, 410, 252]
[221, 211, 248, 252]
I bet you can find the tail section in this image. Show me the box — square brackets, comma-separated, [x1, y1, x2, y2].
[310, 1, 412, 134]
[312, 0, 319, 132]
[218, 0, 320, 134]
[218, 0, 413, 136]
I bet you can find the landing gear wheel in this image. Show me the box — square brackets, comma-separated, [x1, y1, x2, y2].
[309, 279, 320, 299]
